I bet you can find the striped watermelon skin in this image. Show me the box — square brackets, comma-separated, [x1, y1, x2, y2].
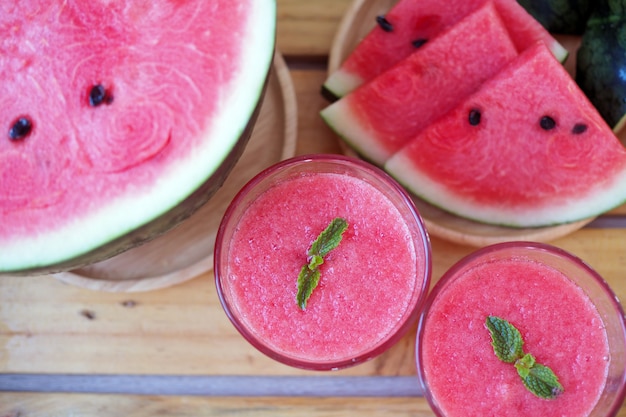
[385, 44, 626, 228]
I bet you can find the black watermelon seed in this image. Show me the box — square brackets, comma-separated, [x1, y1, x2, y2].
[89, 84, 113, 107]
[540, 116, 556, 130]
[9, 117, 33, 140]
[572, 123, 588, 134]
[376, 15, 393, 32]
[412, 38, 428, 48]
[468, 108, 481, 126]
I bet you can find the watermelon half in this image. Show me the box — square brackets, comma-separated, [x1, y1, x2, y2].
[0, 1, 276, 275]
[385, 43, 626, 228]
[321, 2, 518, 165]
[322, 0, 568, 99]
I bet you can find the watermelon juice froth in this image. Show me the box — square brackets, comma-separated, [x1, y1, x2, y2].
[417, 242, 626, 417]
[214, 155, 431, 370]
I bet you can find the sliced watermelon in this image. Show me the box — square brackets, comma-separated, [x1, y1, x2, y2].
[323, 0, 568, 98]
[0, 1, 276, 275]
[385, 43, 626, 227]
[321, 3, 518, 165]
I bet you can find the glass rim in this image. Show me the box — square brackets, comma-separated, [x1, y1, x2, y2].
[214, 153, 432, 370]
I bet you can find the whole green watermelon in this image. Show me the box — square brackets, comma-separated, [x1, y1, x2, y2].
[516, 0, 593, 34]
[576, 1, 626, 129]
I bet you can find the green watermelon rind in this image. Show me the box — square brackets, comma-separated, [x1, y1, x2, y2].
[323, 69, 363, 100]
[320, 99, 390, 165]
[385, 147, 626, 229]
[0, 2, 277, 275]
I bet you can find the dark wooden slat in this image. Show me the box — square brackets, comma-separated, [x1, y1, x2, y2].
[587, 215, 626, 229]
[0, 374, 422, 397]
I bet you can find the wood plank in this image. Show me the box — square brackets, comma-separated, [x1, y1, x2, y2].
[0, 394, 439, 417]
[1, 229, 625, 376]
[432, 228, 626, 303]
[0, 375, 422, 397]
[0, 272, 418, 376]
[2, 393, 625, 417]
[277, 0, 353, 58]
[609, 204, 626, 215]
[291, 69, 344, 155]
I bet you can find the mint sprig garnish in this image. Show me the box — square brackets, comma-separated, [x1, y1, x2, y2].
[485, 316, 563, 399]
[296, 217, 348, 310]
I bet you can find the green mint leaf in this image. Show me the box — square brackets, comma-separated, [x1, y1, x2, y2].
[308, 217, 348, 259]
[520, 362, 564, 399]
[486, 316, 564, 400]
[296, 265, 321, 310]
[296, 218, 348, 310]
[485, 316, 524, 363]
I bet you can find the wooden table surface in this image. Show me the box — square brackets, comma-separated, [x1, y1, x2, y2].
[2, 1, 626, 415]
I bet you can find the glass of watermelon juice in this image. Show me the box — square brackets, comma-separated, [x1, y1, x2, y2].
[214, 154, 431, 370]
[416, 242, 626, 417]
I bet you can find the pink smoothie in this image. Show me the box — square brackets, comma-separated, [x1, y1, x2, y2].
[419, 252, 609, 417]
[218, 159, 430, 368]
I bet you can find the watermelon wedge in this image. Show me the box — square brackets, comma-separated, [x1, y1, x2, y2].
[321, 3, 518, 165]
[0, 1, 276, 275]
[323, 0, 568, 99]
[385, 43, 626, 228]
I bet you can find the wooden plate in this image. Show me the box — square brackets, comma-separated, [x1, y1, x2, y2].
[51, 51, 297, 292]
[327, 0, 594, 247]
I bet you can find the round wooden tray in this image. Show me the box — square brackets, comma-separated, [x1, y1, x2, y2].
[52, 51, 297, 292]
[327, 0, 595, 247]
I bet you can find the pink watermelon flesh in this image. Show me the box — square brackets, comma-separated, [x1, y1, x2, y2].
[0, 1, 275, 273]
[321, 3, 518, 165]
[385, 43, 626, 227]
[323, 0, 567, 98]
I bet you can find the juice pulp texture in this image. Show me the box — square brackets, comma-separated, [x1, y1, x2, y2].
[226, 172, 426, 362]
[421, 258, 609, 417]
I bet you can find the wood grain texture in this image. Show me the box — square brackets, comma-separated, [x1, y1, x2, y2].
[609, 205, 626, 215]
[2, 393, 625, 417]
[291, 70, 344, 156]
[0, 375, 422, 397]
[0, 272, 418, 376]
[1, 228, 625, 376]
[0, 394, 439, 417]
[277, 0, 353, 58]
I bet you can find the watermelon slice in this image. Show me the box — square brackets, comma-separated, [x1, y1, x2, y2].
[385, 43, 626, 227]
[0, 1, 276, 275]
[321, 3, 518, 165]
[323, 0, 568, 98]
